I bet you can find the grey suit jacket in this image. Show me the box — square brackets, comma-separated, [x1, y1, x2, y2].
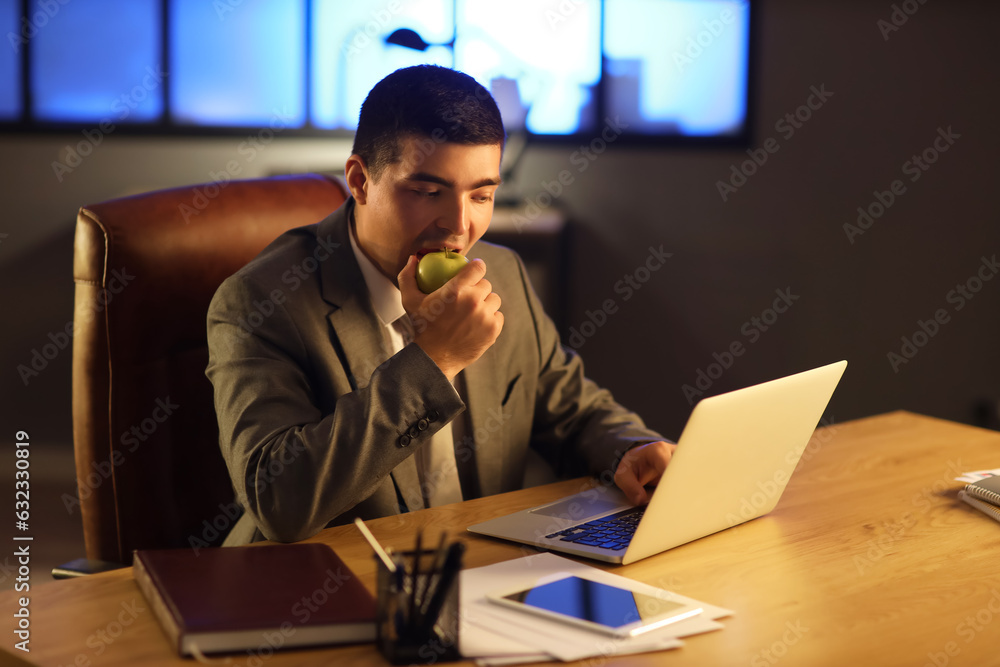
[206, 198, 665, 544]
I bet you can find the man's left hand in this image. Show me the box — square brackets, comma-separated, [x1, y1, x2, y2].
[614, 441, 676, 505]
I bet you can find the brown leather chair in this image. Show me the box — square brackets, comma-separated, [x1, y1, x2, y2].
[71, 173, 349, 566]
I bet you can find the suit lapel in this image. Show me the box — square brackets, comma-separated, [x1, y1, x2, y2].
[316, 201, 425, 512]
[317, 200, 385, 388]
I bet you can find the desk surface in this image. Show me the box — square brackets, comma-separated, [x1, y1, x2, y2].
[4, 411, 1000, 666]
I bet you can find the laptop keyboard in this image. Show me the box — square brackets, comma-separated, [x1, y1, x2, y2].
[544, 506, 646, 551]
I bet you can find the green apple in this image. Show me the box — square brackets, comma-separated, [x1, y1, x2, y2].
[416, 249, 469, 294]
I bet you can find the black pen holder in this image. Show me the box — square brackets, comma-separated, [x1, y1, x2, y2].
[374, 549, 462, 664]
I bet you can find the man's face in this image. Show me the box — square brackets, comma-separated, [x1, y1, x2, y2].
[352, 136, 502, 285]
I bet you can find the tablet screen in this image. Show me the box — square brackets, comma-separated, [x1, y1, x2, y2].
[500, 576, 688, 630]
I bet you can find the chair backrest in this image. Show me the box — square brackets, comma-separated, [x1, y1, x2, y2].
[72, 173, 349, 564]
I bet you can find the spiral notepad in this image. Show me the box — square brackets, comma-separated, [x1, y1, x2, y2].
[965, 475, 1000, 507]
[960, 476, 1000, 525]
[959, 490, 1000, 524]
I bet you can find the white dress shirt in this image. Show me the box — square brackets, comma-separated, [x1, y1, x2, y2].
[348, 222, 463, 507]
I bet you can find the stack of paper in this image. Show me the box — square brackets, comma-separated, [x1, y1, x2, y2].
[459, 553, 732, 664]
[954, 467, 1000, 483]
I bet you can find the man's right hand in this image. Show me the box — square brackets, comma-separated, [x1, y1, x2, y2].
[398, 254, 503, 381]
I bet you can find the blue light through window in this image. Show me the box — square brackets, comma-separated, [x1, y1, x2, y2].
[5, 0, 751, 142]
[31, 0, 161, 123]
[170, 0, 306, 127]
[311, 0, 453, 130]
[0, 0, 20, 120]
[457, 0, 601, 135]
[605, 0, 749, 136]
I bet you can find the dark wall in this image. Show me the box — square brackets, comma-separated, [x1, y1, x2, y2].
[519, 0, 1000, 438]
[1, 0, 998, 450]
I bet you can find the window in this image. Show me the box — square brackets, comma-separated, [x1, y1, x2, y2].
[30, 0, 162, 123]
[1, 0, 23, 120]
[170, 0, 305, 127]
[4, 0, 753, 144]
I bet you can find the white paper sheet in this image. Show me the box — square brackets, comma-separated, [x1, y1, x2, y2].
[955, 467, 1000, 483]
[459, 553, 732, 662]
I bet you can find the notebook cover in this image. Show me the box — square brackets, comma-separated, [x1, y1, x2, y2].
[133, 543, 376, 656]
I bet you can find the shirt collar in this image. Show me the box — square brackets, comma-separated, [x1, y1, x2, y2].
[348, 216, 406, 327]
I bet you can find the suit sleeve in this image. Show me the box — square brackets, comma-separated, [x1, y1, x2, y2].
[206, 273, 464, 543]
[511, 256, 669, 480]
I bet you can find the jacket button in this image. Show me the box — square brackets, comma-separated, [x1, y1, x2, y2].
[398, 434, 411, 447]
[417, 418, 429, 431]
[427, 410, 440, 422]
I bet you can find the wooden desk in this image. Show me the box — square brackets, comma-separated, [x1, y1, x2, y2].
[5, 411, 1000, 666]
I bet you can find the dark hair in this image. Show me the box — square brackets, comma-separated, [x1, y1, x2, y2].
[352, 65, 506, 180]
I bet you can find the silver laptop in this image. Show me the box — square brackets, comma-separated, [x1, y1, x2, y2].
[468, 360, 847, 565]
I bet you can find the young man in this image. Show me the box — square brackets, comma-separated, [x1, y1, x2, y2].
[207, 65, 673, 545]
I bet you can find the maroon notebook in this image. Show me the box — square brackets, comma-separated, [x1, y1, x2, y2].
[133, 543, 376, 656]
